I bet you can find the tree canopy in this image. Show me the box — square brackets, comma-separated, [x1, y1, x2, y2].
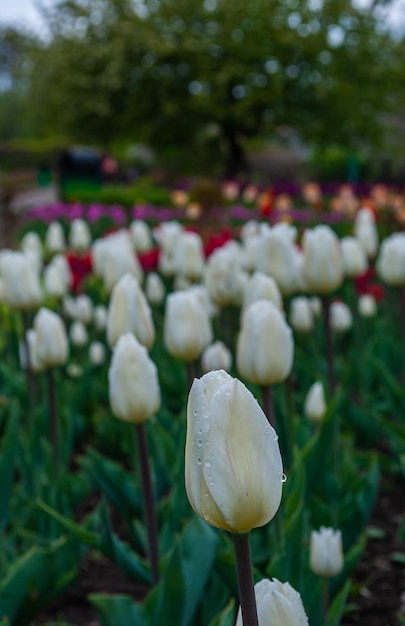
[1, 0, 405, 174]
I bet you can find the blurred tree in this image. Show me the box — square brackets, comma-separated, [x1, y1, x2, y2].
[7, 0, 405, 175]
[0, 26, 43, 139]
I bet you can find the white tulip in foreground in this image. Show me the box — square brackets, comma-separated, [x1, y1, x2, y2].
[310, 527, 344, 577]
[236, 578, 309, 626]
[185, 370, 283, 533]
[109, 333, 160, 424]
[2, 251, 43, 310]
[304, 381, 326, 423]
[34, 308, 69, 369]
[237, 300, 294, 386]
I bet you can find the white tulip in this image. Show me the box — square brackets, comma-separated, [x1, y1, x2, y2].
[304, 381, 326, 423]
[89, 341, 106, 366]
[45, 222, 66, 253]
[354, 208, 378, 259]
[109, 333, 160, 424]
[164, 289, 213, 361]
[330, 301, 352, 333]
[341, 237, 368, 278]
[236, 578, 309, 626]
[243, 272, 283, 312]
[107, 273, 155, 349]
[174, 231, 205, 280]
[237, 300, 294, 386]
[376, 233, 405, 286]
[69, 218, 91, 251]
[310, 527, 344, 577]
[185, 370, 283, 533]
[70, 321, 88, 347]
[34, 307, 69, 368]
[130, 220, 153, 252]
[145, 272, 165, 305]
[2, 251, 42, 310]
[302, 226, 344, 293]
[201, 341, 232, 373]
[358, 294, 377, 318]
[289, 297, 314, 333]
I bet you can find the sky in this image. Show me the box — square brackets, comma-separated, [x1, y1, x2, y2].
[0, 0, 404, 38]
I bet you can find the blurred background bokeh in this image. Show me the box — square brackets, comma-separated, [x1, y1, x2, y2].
[1, 0, 405, 203]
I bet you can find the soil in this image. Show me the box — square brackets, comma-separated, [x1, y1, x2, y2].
[32, 474, 405, 626]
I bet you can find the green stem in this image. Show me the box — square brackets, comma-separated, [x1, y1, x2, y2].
[46, 368, 58, 473]
[321, 295, 336, 396]
[232, 533, 259, 626]
[136, 423, 159, 585]
[323, 576, 330, 623]
[260, 384, 275, 429]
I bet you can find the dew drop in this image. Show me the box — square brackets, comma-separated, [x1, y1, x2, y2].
[197, 458, 202, 465]
[205, 460, 212, 468]
[281, 473, 287, 483]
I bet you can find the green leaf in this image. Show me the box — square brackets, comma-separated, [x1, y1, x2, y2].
[325, 580, 351, 626]
[89, 594, 146, 626]
[148, 517, 219, 626]
[208, 599, 236, 626]
[0, 537, 80, 626]
[0, 405, 19, 531]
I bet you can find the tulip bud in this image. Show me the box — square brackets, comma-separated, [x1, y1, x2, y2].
[93, 304, 108, 330]
[109, 333, 160, 423]
[107, 273, 155, 349]
[243, 272, 282, 312]
[289, 297, 314, 333]
[130, 220, 153, 253]
[155, 221, 183, 276]
[145, 272, 165, 306]
[257, 225, 301, 296]
[43, 262, 68, 299]
[341, 237, 368, 278]
[99, 232, 144, 292]
[354, 208, 378, 259]
[2, 251, 43, 310]
[45, 222, 66, 254]
[302, 226, 344, 293]
[201, 341, 232, 373]
[89, 341, 106, 366]
[304, 381, 326, 423]
[74, 295, 93, 324]
[185, 370, 283, 533]
[34, 308, 69, 369]
[330, 301, 352, 333]
[174, 231, 205, 280]
[310, 527, 344, 577]
[69, 218, 91, 251]
[236, 578, 309, 626]
[376, 233, 405, 286]
[67, 362, 83, 378]
[204, 247, 247, 307]
[21, 231, 43, 263]
[237, 300, 294, 386]
[358, 294, 377, 318]
[70, 321, 88, 347]
[164, 289, 213, 361]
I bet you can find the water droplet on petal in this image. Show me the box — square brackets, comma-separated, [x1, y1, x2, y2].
[205, 460, 211, 468]
[281, 473, 287, 483]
